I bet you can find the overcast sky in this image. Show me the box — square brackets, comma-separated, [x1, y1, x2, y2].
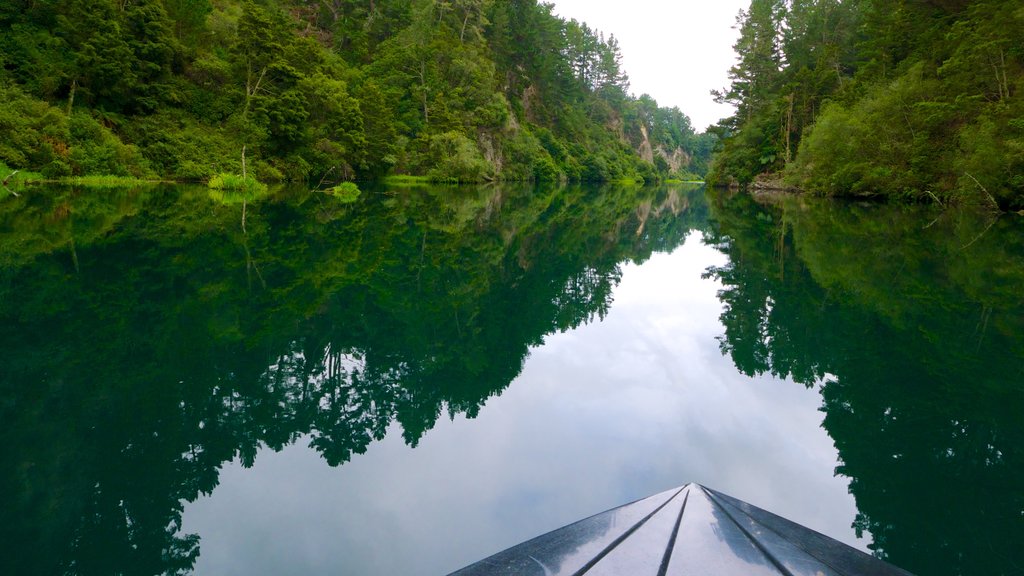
[549, 1, 749, 132]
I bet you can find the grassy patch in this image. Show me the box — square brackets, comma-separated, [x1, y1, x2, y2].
[606, 177, 645, 186]
[325, 181, 361, 202]
[60, 175, 162, 188]
[382, 174, 432, 185]
[208, 173, 267, 194]
[2, 163, 162, 188]
[0, 162, 44, 187]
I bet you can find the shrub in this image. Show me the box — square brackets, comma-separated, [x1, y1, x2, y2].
[207, 173, 267, 195]
[68, 113, 152, 177]
[426, 131, 493, 183]
[326, 181, 361, 202]
[502, 130, 562, 182]
[0, 83, 69, 172]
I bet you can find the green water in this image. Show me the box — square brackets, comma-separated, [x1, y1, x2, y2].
[0, 183, 1021, 575]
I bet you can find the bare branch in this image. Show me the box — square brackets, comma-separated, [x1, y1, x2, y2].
[964, 172, 1002, 213]
[3, 169, 20, 187]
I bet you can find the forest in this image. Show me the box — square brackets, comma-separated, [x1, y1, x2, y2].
[709, 0, 1024, 209]
[0, 0, 715, 185]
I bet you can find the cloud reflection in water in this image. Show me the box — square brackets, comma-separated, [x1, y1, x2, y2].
[182, 233, 863, 575]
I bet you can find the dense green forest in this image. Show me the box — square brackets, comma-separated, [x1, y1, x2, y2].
[710, 0, 1024, 209]
[0, 0, 715, 184]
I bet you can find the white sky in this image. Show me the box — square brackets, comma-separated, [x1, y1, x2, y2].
[549, 1, 749, 132]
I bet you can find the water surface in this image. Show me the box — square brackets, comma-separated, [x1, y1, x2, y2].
[1, 183, 1021, 575]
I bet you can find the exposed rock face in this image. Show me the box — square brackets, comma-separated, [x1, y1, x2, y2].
[478, 132, 502, 174]
[628, 119, 692, 173]
[656, 146, 691, 173]
[749, 172, 799, 192]
[608, 114, 626, 141]
[521, 84, 539, 123]
[637, 124, 654, 164]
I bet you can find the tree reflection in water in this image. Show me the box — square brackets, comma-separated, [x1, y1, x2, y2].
[0, 182, 706, 575]
[704, 190, 1024, 576]
[2, 183, 1021, 576]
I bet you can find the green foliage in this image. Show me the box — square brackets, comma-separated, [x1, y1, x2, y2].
[60, 175, 160, 187]
[207, 172, 266, 195]
[0, 83, 70, 175]
[382, 174, 433, 186]
[954, 111, 1024, 208]
[122, 110, 239, 179]
[0, 161, 44, 187]
[790, 65, 952, 199]
[500, 129, 562, 182]
[714, 0, 1024, 207]
[326, 181, 361, 202]
[67, 112, 153, 177]
[426, 131, 493, 182]
[0, 0, 712, 183]
[0, 83, 153, 179]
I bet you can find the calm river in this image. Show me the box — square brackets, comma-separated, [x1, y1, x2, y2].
[1, 183, 1021, 575]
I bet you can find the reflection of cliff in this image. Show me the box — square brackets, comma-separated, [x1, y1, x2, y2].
[704, 190, 1024, 576]
[0, 182, 708, 575]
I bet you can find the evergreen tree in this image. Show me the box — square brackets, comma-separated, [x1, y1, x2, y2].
[711, 0, 1024, 208]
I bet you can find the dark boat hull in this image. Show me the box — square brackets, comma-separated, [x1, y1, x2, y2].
[449, 483, 913, 575]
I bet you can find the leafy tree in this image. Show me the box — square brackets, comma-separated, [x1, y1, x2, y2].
[712, 0, 1024, 207]
[0, 0, 713, 182]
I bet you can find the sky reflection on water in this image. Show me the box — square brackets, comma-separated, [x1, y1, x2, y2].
[182, 233, 863, 575]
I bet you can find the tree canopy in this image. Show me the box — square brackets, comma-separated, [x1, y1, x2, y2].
[0, 0, 716, 184]
[709, 0, 1024, 209]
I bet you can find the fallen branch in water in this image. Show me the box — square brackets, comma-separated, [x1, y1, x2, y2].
[964, 172, 1003, 213]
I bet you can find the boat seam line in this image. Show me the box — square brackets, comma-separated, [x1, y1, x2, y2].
[657, 485, 690, 576]
[706, 487, 854, 576]
[701, 485, 797, 576]
[572, 485, 687, 576]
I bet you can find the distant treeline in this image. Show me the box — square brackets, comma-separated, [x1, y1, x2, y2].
[709, 0, 1023, 209]
[0, 0, 715, 184]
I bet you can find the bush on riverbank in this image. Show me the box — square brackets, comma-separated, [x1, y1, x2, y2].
[207, 173, 266, 195]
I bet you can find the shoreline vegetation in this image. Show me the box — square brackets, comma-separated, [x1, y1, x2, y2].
[708, 1, 1023, 210]
[1, 162, 165, 192]
[206, 172, 268, 196]
[1, 159, 698, 193]
[4, 1, 1015, 209]
[0, 0, 715, 189]
[0, 163, 707, 222]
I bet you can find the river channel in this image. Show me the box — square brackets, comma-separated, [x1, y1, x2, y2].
[1, 182, 1021, 575]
